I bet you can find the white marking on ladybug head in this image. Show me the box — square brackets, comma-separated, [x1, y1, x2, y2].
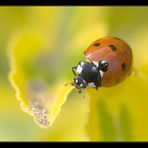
[88, 82, 96, 88]
[93, 61, 99, 67]
[80, 61, 85, 66]
[76, 64, 82, 73]
[99, 70, 104, 78]
[80, 83, 83, 87]
[75, 79, 78, 83]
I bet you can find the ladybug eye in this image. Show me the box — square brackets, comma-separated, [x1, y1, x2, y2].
[94, 43, 101, 46]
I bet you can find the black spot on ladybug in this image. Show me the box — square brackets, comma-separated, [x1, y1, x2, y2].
[94, 43, 101, 46]
[122, 62, 126, 71]
[109, 44, 117, 51]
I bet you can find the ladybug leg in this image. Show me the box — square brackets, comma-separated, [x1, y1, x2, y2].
[72, 66, 77, 75]
[94, 81, 101, 90]
[78, 89, 82, 94]
[96, 87, 99, 90]
[93, 76, 101, 90]
[98, 60, 108, 72]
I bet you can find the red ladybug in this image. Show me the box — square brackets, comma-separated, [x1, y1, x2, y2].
[70, 37, 133, 91]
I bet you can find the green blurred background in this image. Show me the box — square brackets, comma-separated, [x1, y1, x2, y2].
[0, 6, 148, 141]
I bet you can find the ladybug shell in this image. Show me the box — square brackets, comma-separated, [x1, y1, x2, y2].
[84, 37, 133, 87]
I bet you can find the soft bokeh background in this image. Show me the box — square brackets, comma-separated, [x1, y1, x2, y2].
[1, 6, 148, 141]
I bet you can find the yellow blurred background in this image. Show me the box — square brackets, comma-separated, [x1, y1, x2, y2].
[0, 6, 148, 141]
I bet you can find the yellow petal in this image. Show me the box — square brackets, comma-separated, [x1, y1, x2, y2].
[8, 27, 73, 128]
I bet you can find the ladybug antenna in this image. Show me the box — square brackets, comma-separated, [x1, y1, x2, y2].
[64, 81, 75, 86]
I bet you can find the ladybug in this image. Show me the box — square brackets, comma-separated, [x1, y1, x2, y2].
[69, 37, 133, 91]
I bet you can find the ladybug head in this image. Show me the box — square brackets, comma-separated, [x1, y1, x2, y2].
[73, 74, 88, 89]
